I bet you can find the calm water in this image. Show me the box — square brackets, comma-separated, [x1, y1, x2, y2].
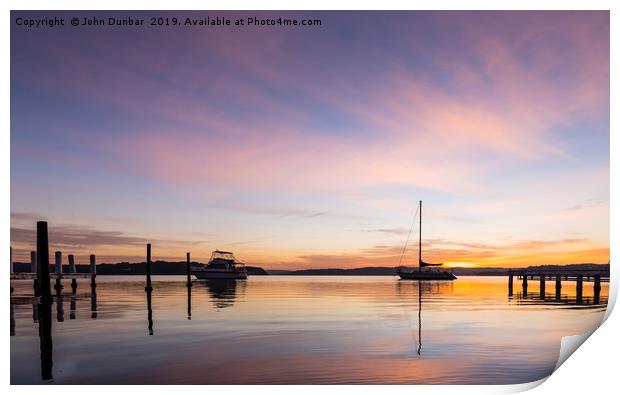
[10, 275, 608, 384]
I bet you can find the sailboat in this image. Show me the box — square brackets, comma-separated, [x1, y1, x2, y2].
[396, 200, 457, 281]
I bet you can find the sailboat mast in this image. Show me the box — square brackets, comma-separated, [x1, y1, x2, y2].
[419, 200, 422, 271]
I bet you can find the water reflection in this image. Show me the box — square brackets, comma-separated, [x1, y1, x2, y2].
[37, 300, 53, 381]
[10, 276, 609, 385]
[146, 289, 154, 335]
[201, 279, 245, 309]
[187, 285, 192, 320]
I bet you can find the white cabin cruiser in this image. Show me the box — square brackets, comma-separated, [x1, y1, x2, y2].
[192, 250, 248, 280]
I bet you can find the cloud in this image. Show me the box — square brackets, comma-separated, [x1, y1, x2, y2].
[561, 198, 606, 212]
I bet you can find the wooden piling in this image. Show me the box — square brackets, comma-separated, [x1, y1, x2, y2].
[522, 272, 528, 295]
[31, 250, 37, 273]
[508, 270, 513, 296]
[594, 275, 601, 304]
[54, 251, 63, 292]
[36, 221, 52, 303]
[90, 254, 97, 289]
[539, 276, 545, 298]
[145, 244, 152, 292]
[186, 252, 192, 287]
[576, 274, 583, 304]
[555, 275, 561, 300]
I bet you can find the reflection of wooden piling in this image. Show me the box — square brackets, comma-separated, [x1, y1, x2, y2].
[90, 254, 97, 289]
[555, 275, 561, 300]
[576, 274, 583, 304]
[146, 288, 154, 335]
[594, 275, 601, 304]
[91, 287, 98, 319]
[508, 270, 513, 296]
[56, 293, 64, 322]
[37, 221, 52, 303]
[145, 244, 152, 292]
[186, 252, 192, 287]
[54, 251, 63, 292]
[68, 254, 77, 291]
[37, 300, 53, 381]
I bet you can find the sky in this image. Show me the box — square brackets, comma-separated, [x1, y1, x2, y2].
[10, 11, 610, 269]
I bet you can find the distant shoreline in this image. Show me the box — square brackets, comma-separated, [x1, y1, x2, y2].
[10, 261, 609, 276]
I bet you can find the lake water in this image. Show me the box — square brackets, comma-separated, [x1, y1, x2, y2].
[10, 275, 608, 384]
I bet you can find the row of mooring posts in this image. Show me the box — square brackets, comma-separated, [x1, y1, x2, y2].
[508, 270, 603, 304]
[143, 245, 194, 335]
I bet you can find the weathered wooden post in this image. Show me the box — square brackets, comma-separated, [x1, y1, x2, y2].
[10, 246, 13, 293]
[54, 251, 63, 292]
[576, 274, 583, 304]
[522, 271, 528, 296]
[186, 252, 192, 287]
[593, 275, 601, 304]
[90, 254, 97, 289]
[68, 254, 78, 292]
[36, 221, 52, 303]
[31, 251, 38, 295]
[145, 243, 152, 292]
[539, 275, 545, 298]
[555, 275, 562, 300]
[508, 270, 513, 296]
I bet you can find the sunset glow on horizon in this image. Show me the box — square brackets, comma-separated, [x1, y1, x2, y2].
[10, 11, 609, 269]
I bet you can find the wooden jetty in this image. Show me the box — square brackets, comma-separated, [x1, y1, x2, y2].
[508, 267, 609, 303]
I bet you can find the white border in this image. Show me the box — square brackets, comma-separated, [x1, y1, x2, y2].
[3, 1, 616, 394]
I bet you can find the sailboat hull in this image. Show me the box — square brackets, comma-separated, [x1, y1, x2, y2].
[398, 270, 457, 280]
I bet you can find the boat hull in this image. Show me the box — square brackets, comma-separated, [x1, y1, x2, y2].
[192, 270, 247, 280]
[398, 270, 457, 280]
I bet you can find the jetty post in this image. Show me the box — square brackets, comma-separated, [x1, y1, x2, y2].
[539, 275, 545, 298]
[555, 275, 562, 300]
[10, 247, 13, 293]
[36, 221, 52, 304]
[508, 270, 513, 295]
[576, 274, 583, 304]
[522, 271, 528, 296]
[54, 251, 63, 292]
[31, 251, 38, 295]
[90, 254, 97, 289]
[186, 252, 192, 287]
[145, 243, 152, 292]
[594, 275, 601, 304]
[68, 254, 77, 291]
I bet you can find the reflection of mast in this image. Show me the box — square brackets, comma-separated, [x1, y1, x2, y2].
[417, 280, 422, 356]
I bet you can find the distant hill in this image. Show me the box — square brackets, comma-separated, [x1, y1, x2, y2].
[11, 261, 268, 275]
[268, 263, 610, 276]
[12, 261, 607, 277]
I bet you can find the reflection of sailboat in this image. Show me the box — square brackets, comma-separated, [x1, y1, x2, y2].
[397, 201, 457, 280]
[417, 281, 422, 356]
[203, 279, 241, 309]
